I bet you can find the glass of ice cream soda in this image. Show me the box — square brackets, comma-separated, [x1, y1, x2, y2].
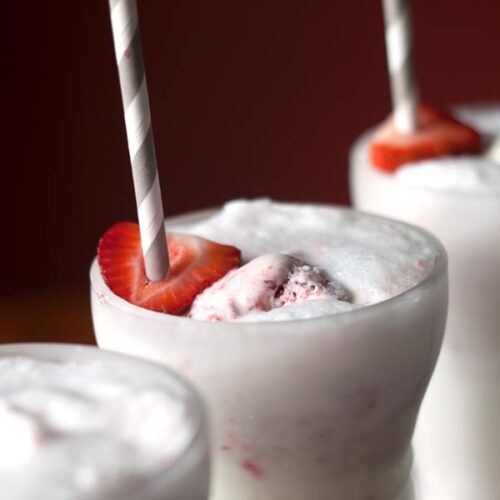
[91, 199, 448, 500]
[0, 343, 210, 500]
[350, 104, 500, 500]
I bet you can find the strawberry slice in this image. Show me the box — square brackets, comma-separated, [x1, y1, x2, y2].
[370, 105, 481, 173]
[98, 222, 241, 315]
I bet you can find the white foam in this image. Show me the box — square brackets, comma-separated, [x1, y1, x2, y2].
[395, 156, 500, 194]
[170, 199, 436, 321]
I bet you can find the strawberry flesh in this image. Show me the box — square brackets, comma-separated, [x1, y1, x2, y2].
[370, 105, 482, 173]
[98, 222, 241, 314]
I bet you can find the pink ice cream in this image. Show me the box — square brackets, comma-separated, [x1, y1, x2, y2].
[188, 254, 351, 321]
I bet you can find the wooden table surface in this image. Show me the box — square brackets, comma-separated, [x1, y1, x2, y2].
[0, 290, 96, 345]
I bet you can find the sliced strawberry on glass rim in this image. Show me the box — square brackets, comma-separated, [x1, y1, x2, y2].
[369, 105, 482, 173]
[98, 222, 241, 315]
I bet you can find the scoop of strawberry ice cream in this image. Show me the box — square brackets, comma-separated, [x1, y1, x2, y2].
[187, 254, 351, 321]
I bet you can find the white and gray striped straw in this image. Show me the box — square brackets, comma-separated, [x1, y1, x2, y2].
[382, 0, 419, 133]
[108, 0, 169, 281]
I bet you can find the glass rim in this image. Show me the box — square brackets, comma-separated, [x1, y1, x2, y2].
[90, 203, 448, 332]
[0, 342, 208, 499]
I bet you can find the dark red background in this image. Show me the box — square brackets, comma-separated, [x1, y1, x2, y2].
[3, 1, 499, 298]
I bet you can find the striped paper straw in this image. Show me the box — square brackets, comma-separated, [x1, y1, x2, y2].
[382, 0, 418, 133]
[108, 0, 169, 281]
